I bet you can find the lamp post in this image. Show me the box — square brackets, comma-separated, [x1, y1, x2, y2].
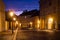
[15, 21, 18, 28]
[12, 17, 16, 34]
[9, 11, 14, 34]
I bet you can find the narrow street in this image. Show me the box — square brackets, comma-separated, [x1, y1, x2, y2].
[16, 30, 60, 40]
[0, 0, 60, 40]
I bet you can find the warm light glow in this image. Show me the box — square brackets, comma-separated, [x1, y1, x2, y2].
[13, 18, 16, 21]
[30, 22, 32, 27]
[9, 12, 14, 17]
[16, 21, 18, 24]
[48, 18, 53, 23]
[19, 23, 21, 26]
[48, 17, 53, 29]
[37, 24, 40, 28]
[37, 20, 40, 29]
[30, 22, 32, 25]
[37, 20, 40, 24]
[44, 30, 53, 33]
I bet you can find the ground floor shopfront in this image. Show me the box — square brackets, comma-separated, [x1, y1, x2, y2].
[37, 15, 58, 30]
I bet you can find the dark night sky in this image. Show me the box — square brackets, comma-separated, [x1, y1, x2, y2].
[3, 0, 39, 15]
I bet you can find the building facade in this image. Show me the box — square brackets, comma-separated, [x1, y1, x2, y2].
[18, 15, 40, 30]
[0, 0, 5, 31]
[18, 10, 40, 30]
[5, 10, 18, 30]
[18, 15, 31, 27]
[40, 0, 60, 30]
[31, 16, 40, 30]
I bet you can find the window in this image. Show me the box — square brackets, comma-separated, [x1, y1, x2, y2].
[25, 16, 27, 19]
[49, 0, 52, 6]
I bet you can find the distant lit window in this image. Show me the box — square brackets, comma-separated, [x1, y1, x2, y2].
[25, 16, 26, 18]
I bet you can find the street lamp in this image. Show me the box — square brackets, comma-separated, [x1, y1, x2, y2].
[9, 11, 14, 17]
[9, 11, 14, 34]
[13, 17, 16, 21]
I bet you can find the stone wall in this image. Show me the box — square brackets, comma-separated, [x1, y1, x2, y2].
[40, 0, 59, 30]
[0, 0, 5, 31]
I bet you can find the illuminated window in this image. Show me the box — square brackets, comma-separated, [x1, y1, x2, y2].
[25, 16, 26, 18]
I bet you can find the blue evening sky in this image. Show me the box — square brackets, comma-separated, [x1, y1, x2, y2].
[3, 0, 39, 15]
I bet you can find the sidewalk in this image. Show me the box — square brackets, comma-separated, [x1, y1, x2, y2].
[0, 30, 14, 40]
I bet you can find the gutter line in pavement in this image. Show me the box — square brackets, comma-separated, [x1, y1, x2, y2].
[12, 28, 18, 40]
